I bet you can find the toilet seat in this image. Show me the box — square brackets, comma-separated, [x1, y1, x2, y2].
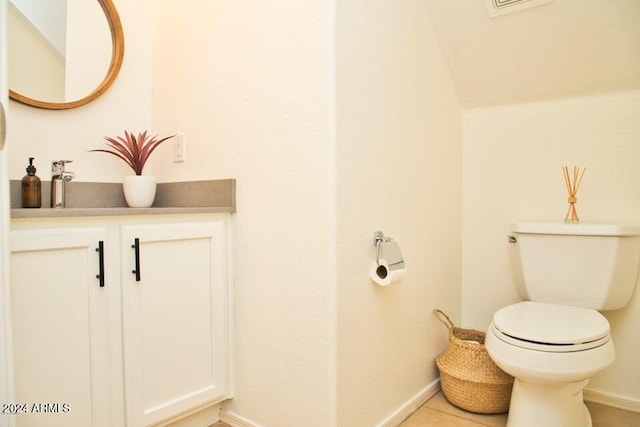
[492, 301, 610, 353]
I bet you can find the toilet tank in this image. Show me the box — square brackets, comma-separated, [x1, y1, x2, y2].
[511, 222, 640, 310]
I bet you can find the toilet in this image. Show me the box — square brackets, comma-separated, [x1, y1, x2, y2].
[485, 222, 640, 427]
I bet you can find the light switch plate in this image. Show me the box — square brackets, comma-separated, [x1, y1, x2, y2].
[174, 133, 186, 163]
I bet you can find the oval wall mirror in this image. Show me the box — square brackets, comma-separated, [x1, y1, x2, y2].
[8, 0, 124, 110]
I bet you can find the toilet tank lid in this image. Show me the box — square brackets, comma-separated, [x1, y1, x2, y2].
[512, 222, 640, 236]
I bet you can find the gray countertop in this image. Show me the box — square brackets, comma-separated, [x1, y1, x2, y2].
[11, 206, 235, 219]
[11, 179, 236, 219]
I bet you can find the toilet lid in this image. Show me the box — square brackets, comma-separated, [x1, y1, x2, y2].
[492, 301, 610, 351]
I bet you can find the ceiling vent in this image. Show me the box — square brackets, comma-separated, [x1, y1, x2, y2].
[485, 0, 552, 17]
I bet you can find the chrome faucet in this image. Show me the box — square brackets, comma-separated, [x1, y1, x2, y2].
[51, 160, 75, 208]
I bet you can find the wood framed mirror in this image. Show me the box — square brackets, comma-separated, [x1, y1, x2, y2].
[8, 0, 124, 110]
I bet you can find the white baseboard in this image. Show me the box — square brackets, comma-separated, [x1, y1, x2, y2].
[219, 409, 261, 427]
[154, 402, 221, 427]
[220, 380, 441, 427]
[219, 382, 639, 426]
[375, 379, 441, 427]
[584, 387, 640, 414]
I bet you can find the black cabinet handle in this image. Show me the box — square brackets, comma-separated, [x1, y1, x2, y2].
[132, 238, 141, 282]
[96, 241, 105, 287]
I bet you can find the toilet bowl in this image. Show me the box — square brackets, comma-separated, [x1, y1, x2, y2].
[486, 301, 615, 427]
[485, 222, 640, 427]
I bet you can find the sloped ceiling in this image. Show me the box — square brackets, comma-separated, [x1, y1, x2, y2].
[423, 0, 640, 108]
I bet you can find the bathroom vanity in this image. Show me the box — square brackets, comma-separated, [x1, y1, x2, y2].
[8, 181, 235, 427]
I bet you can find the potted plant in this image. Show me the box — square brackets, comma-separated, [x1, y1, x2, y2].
[90, 130, 175, 207]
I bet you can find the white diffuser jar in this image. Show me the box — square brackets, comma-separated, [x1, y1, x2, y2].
[123, 175, 157, 208]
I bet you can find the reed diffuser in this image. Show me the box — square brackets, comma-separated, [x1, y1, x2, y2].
[563, 165, 586, 223]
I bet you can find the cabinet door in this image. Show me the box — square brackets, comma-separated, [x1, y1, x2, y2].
[121, 221, 229, 426]
[10, 227, 113, 427]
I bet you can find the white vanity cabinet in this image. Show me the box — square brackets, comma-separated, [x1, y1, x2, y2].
[120, 221, 230, 426]
[9, 214, 232, 427]
[10, 227, 114, 427]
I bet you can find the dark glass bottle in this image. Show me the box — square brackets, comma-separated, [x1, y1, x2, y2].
[21, 157, 41, 208]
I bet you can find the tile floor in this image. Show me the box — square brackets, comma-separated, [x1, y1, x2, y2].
[213, 391, 640, 426]
[399, 391, 640, 427]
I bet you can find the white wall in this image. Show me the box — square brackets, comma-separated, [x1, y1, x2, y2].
[424, 0, 640, 109]
[336, 1, 461, 425]
[152, 1, 334, 425]
[462, 89, 640, 403]
[152, 1, 462, 425]
[65, 0, 112, 101]
[11, 0, 66, 56]
[8, 2, 65, 102]
[8, 0, 153, 182]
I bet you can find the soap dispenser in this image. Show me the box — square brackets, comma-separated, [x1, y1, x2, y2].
[22, 157, 41, 208]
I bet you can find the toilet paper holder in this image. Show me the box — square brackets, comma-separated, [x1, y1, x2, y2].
[373, 231, 405, 270]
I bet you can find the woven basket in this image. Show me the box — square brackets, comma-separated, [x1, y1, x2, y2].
[434, 309, 514, 414]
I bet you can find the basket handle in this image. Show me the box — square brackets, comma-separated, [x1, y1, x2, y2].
[433, 309, 455, 332]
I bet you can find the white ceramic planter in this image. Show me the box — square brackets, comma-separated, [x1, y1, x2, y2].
[123, 175, 157, 208]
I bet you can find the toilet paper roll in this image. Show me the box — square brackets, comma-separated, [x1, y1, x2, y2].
[370, 259, 406, 286]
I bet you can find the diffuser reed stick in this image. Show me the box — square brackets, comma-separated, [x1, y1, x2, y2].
[563, 166, 586, 223]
